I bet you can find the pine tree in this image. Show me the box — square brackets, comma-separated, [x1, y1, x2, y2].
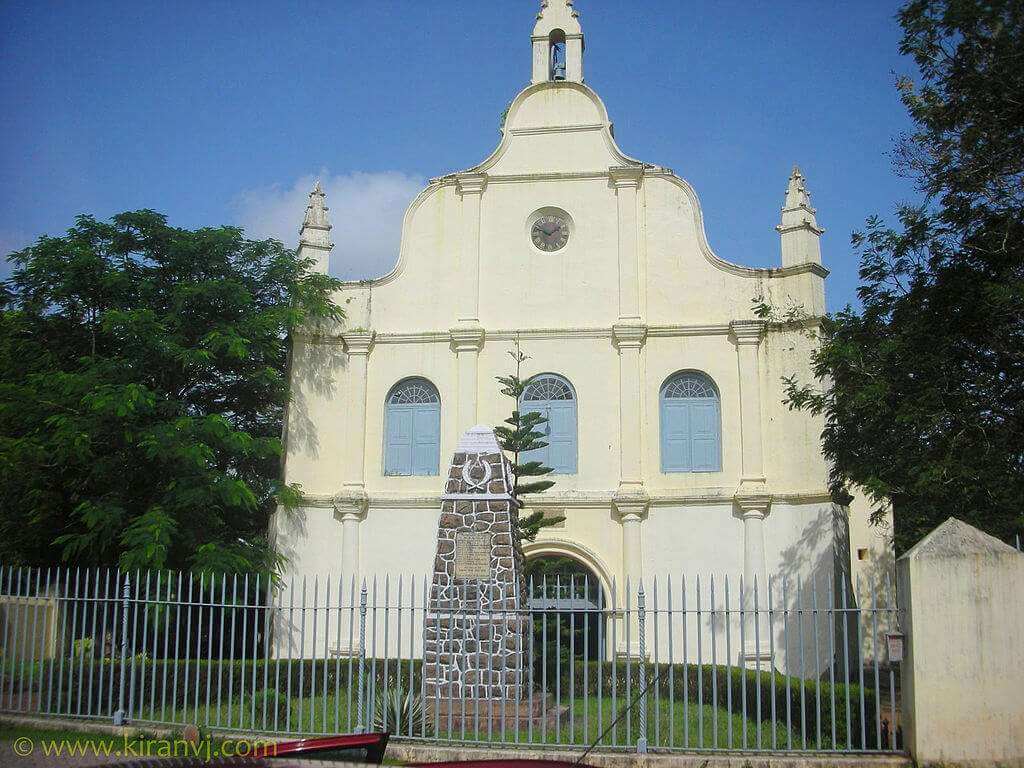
[494, 337, 565, 541]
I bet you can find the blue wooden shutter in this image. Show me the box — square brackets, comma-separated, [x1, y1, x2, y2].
[660, 372, 722, 473]
[546, 401, 577, 474]
[384, 407, 413, 475]
[689, 399, 720, 471]
[661, 400, 692, 472]
[411, 404, 440, 476]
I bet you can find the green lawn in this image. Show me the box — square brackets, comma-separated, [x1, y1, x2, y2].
[130, 689, 801, 750]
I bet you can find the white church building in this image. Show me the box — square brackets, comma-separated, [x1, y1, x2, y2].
[273, 0, 890, 655]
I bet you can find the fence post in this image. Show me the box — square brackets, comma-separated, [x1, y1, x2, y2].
[356, 580, 368, 732]
[113, 572, 130, 726]
[637, 581, 648, 754]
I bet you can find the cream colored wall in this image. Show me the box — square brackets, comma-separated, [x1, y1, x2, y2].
[274, 74, 873, 671]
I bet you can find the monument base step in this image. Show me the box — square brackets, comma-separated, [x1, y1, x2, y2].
[426, 695, 567, 731]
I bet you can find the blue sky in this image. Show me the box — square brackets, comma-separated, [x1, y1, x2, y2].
[0, 1, 918, 312]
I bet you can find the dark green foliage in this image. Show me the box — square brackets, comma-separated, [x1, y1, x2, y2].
[0, 211, 343, 571]
[777, 0, 1024, 552]
[493, 338, 564, 541]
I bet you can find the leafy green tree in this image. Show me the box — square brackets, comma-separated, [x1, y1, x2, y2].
[776, 0, 1024, 552]
[494, 338, 564, 541]
[0, 210, 342, 572]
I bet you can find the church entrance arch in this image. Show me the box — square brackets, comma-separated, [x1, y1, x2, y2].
[524, 551, 607, 664]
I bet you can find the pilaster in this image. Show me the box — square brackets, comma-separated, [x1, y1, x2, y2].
[730, 320, 767, 490]
[612, 323, 647, 496]
[341, 331, 374, 491]
[609, 167, 644, 321]
[455, 173, 487, 324]
[449, 326, 485, 437]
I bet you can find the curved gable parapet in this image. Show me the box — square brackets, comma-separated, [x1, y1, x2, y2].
[460, 81, 644, 175]
[333, 81, 827, 299]
[645, 169, 830, 280]
[333, 177, 444, 291]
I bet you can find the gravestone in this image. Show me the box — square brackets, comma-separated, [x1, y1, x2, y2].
[424, 425, 536, 728]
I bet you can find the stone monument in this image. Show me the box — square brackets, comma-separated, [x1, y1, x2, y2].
[424, 425, 533, 728]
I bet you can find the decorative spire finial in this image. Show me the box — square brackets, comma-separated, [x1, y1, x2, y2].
[303, 180, 329, 228]
[777, 165, 823, 268]
[298, 179, 333, 274]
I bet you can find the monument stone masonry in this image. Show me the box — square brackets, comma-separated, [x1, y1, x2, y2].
[424, 425, 531, 725]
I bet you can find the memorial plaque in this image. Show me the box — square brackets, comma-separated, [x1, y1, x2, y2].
[454, 531, 491, 579]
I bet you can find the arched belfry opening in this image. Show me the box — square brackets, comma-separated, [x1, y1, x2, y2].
[549, 29, 567, 80]
[526, 553, 607, 670]
[531, 0, 584, 84]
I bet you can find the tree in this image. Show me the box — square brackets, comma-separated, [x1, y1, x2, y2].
[493, 338, 565, 542]
[0, 210, 342, 572]
[776, 0, 1024, 553]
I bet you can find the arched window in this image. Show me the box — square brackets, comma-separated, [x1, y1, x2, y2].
[549, 29, 567, 80]
[660, 371, 722, 473]
[519, 374, 577, 475]
[384, 378, 440, 476]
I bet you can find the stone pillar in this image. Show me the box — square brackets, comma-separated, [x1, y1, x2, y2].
[612, 323, 647, 495]
[610, 167, 643, 321]
[898, 518, 1024, 765]
[450, 326, 485, 437]
[735, 494, 772, 666]
[455, 174, 487, 324]
[341, 331, 374, 491]
[730, 320, 766, 486]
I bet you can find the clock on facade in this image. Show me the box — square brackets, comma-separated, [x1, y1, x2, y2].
[531, 214, 570, 252]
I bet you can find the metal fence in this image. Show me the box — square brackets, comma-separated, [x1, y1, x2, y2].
[0, 565, 904, 754]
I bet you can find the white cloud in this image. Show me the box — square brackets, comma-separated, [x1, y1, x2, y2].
[234, 171, 424, 281]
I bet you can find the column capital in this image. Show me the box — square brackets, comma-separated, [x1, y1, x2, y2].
[342, 330, 375, 356]
[449, 325, 485, 353]
[609, 166, 643, 189]
[733, 492, 772, 520]
[613, 493, 650, 522]
[455, 173, 488, 196]
[730, 320, 765, 345]
[333, 491, 368, 522]
[612, 322, 647, 350]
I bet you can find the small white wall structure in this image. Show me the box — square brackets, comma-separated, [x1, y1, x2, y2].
[898, 518, 1024, 766]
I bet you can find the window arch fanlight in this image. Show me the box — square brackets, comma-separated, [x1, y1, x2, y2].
[384, 377, 440, 476]
[660, 371, 722, 473]
[519, 373, 577, 475]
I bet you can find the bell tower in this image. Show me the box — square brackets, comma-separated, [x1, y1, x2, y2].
[531, 0, 584, 84]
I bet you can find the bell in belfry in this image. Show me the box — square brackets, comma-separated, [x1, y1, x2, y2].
[551, 44, 567, 80]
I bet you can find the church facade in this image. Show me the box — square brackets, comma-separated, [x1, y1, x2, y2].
[273, 0, 889, 657]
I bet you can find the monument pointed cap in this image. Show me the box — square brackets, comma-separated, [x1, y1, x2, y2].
[456, 424, 502, 454]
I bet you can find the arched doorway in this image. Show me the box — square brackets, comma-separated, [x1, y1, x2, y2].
[525, 554, 606, 671]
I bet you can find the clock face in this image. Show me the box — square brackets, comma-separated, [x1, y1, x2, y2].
[531, 215, 570, 252]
